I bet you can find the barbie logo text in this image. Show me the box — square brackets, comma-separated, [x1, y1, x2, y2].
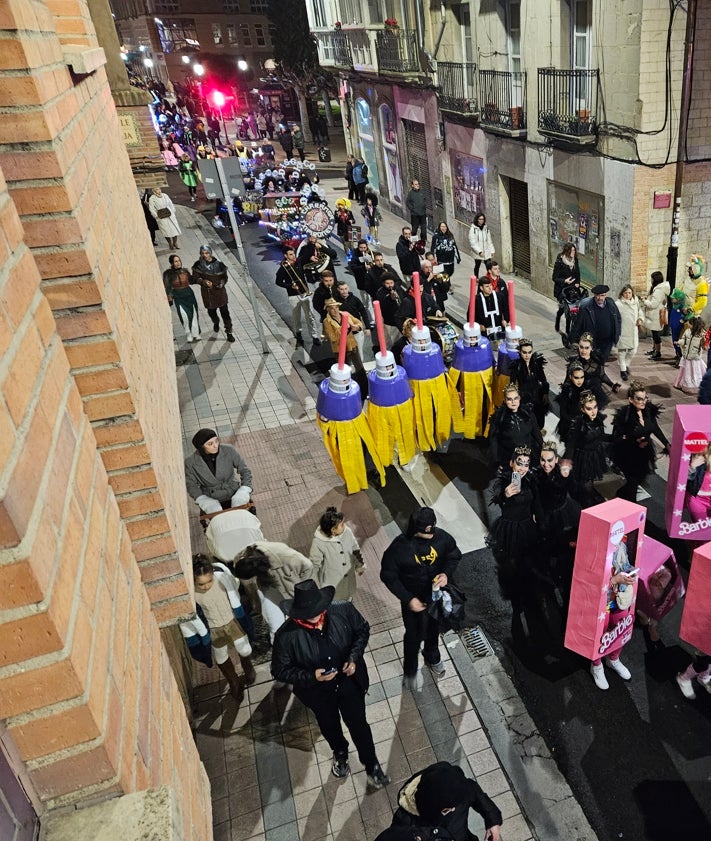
[599, 614, 634, 654]
[678, 517, 711, 536]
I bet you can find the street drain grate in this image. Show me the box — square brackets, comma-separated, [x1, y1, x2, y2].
[459, 626, 494, 658]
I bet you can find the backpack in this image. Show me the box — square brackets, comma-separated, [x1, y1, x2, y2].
[361, 163, 368, 177]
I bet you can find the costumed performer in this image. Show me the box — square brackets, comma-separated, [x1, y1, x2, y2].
[493, 280, 523, 408]
[365, 301, 417, 467]
[401, 272, 463, 452]
[316, 313, 386, 494]
[448, 275, 495, 439]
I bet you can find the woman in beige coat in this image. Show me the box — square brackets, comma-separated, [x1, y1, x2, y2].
[615, 285, 643, 380]
[233, 541, 313, 621]
[309, 507, 365, 601]
[642, 270, 670, 360]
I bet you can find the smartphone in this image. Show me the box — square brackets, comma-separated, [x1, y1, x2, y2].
[322, 667, 338, 675]
[511, 471, 522, 489]
[626, 568, 639, 577]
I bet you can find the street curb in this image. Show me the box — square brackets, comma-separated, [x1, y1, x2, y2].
[445, 631, 600, 841]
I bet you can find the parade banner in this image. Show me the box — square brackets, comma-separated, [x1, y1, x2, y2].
[665, 405, 711, 541]
[635, 536, 685, 623]
[679, 542, 711, 653]
[564, 499, 646, 661]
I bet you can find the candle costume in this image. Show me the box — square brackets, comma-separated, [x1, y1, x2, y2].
[365, 302, 417, 467]
[448, 276, 495, 439]
[401, 273, 463, 451]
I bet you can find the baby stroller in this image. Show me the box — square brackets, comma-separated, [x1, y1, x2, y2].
[558, 285, 587, 348]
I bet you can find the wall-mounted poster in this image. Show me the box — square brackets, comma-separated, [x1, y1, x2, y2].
[547, 181, 604, 287]
[665, 405, 711, 540]
[449, 149, 486, 226]
[565, 499, 647, 662]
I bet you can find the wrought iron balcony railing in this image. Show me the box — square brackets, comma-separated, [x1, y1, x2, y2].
[375, 28, 420, 74]
[436, 61, 477, 115]
[331, 30, 353, 69]
[479, 70, 527, 133]
[537, 68, 599, 140]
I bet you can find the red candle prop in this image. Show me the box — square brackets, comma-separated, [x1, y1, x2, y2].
[468, 275, 476, 327]
[373, 300, 387, 359]
[508, 281, 516, 330]
[412, 271, 423, 330]
[337, 311, 349, 369]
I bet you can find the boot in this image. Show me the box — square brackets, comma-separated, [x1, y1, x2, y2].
[217, 657, 244, 702]
[239, 655, 257, 686]
[650, 342, 662, 360]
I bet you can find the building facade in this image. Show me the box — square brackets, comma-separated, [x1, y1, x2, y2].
[308, 0, 711, 295]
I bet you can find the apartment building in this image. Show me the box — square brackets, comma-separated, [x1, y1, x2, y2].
[307, 0, 710, 295]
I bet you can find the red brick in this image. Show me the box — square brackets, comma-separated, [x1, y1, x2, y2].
[83, 391, 135, 422]
[73, 367, 130, 398]
[29, 744, 117, 800]
[53, 308, 111, 340]
[92, 419, 144, 450]
[9, 703, 102, 761]
[34, 247, 92, 280]
[143, 575, 190, 605]
[108, 467, 157, 496]
[63, 337, 119, 369]
[116, 491, 163, 519]
[1, 321, 45, 425]
[0, 612, 63, 667]
[0, 558, 46, 610]
[0, 649, 85, 719]
[125, 514, 169, 541]
[34, 295, 58, 348]
[132, 533, 177, 564]
[0, 403, 16, 485]
[0, 149, 64, 180]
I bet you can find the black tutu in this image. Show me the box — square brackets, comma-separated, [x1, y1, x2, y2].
[538, 495, 581, 537]
[487, 514, 538, 560]
[571, 445, 607, 483]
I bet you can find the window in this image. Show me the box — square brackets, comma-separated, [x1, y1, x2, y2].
[239, 23, 252, 46]
[572, 0, 592, 104]
[249, 0, 268, 11]
[312, 0, 328, 28]
[227, 23, 237, 44]
[506, 0, 522, 106]
[340, 0, 360, 25]
[155, 18, 198, 53]
[452, 2, 473, 62]
[254, 23, 266, 46]
[212, 23, 222, 44]
[154, 0, 179, 13]
[223, 0, 240, 11]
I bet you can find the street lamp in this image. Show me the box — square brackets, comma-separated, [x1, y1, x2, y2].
[193, 62, 204, 76]
[211, 90, 230, 145]
[181, 55, 191, 64]
[237, 59, 248, 72]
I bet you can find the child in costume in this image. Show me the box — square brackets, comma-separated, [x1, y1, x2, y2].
[669, 287, 692, 367]
[334, 198, 355, 254]
[675, 316, 707, 394]
[681, 254, 708, 316]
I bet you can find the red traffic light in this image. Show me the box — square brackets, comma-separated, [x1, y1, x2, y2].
[211, 90, 226, 108]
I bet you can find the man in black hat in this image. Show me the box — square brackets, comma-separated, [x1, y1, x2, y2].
[380, 508, 462, 688]
[570, 283, 621, 362]
[184, 429, 253, 514]
[388, 761, 503, 841]
[271, 580, 390, 789]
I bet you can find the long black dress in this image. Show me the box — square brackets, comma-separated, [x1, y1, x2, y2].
[568, 351, 615, 408]
[487, 403, 543, 466]
[565, 413, 609, 483]
[612, 401, 669, 501]
[508, 353, 549, 429]
[556, 381, 586, 443]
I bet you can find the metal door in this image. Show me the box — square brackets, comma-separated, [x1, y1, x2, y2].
[509, 177, 531, 276]
[402, 119, 433, 228]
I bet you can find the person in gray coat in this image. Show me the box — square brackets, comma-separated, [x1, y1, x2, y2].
[405, 179, 427, 242]
[185, 428, 253, 514]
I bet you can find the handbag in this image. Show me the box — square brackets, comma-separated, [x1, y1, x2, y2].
[659, 306, 668, 327]
[426, 584, 467, 631]
[157, 207, 171, 219]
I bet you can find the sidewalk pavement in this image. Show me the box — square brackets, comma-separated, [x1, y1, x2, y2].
[169, 203, 599, 841]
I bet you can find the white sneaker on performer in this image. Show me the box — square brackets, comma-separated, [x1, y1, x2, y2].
[676, 673, 696, 699]
[590, 664, 609, 690]
[605, 657, 631, 681]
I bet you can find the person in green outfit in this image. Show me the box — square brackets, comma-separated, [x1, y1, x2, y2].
[179, 153, 199, 201]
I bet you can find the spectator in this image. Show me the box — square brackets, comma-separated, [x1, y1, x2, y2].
[352, 158, 368, 204]
[405, 179, 427, 242]
[615, 284, 643, 381]
[309, 507, 365, 601]
[468, 213, 495, 277]
[184, 429, 252, 514]
[430, 221, 461, 277]
[163, 254, 201, 343]
[191, 244, 234, 342]
[571, 284, 621, 363]
[642, 270, 670, 361]
[148, 186, 180, 249]
[396, 226, 422, 283]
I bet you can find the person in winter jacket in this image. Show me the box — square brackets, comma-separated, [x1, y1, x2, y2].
[430, 221, 461, 277]
[570, 284, 621, 362]
[552, 242, 581, 333]
[271, 580, 390, 789]
[184, 429, 252, 513]
[642, 270, 670, 360]
[615, 284, 643, 381]
[309, 507, 365, 601]
[352, 158, 368, 204]
[468, 213, 495, 277]
[396, 226, 422, 281]
[405, 179, 428, 241]
[390, 761, 502, 841]
[292, 125, 306, 161]
[180, 556, 257, 702]
[380, 507, 462, 685]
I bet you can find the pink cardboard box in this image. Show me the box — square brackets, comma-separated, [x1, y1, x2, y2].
[665, 405, 711, 540]
[635, 536, 685, 622]
[680, 542, 711, 654]
[565, 499, 647, 661]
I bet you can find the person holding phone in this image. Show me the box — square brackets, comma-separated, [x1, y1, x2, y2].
[271, 580, 390, 789]
[487, 447, 538, 635]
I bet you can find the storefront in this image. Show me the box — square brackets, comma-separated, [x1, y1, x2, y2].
[355, 96, 380, 193]
[547, 181, 605, 287]
[379, 102, 402, 205]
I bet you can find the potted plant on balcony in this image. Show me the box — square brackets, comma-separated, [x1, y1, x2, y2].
[334, 21, 342, 30]
[384, 18, 400, 33]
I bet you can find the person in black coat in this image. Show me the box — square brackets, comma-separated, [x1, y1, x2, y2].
[389, 761, 502, 841]
[568, 332, 620, 407]
[271, 580, 390, 788]
[508, 339, 549, 429]
[394, 284, 441, 332]
[552, 242, 581, 333]
[570, 284, 621, 362]
[380, 507, 462, 685]
[611, 381, 670, 501]
[487, 385, 542, 467]
[474, 277, 509, 343]
[396, 227, 422, 281]
[347, 239, 375, 299]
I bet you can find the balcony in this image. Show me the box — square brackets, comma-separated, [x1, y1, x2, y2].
[537, 68, 599, 144]
[375, 28, 421, 75]
[331, 30, 353, 68]
[479, 70, 527, 137]
[436, 61, 478, 117]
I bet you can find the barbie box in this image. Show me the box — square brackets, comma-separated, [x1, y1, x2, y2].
[564, 499, 647, 661]
[634, 536, 685, 623]
[665, 405, 711, 540]
[679, 542, 711, 653]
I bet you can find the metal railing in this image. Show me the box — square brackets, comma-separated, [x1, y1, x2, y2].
[537, 68, 599, 137]
[375, 28, 420, 74]
[331, 30, 353, 68]
[437, 61, 477, 114]
[479, 70, 527, 131]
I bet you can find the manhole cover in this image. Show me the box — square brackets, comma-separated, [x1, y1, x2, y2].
[459, 626, 494, 658]
[175, 348, 196, 366]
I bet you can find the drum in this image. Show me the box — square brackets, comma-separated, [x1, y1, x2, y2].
[428, 319, 459, 365]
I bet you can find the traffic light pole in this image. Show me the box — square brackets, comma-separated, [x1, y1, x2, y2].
[214, 158, 269, 354]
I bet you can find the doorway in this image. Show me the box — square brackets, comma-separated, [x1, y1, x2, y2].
[509, 177, 531, 277]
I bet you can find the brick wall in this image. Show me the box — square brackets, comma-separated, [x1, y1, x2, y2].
[0, 0, 211, 834]
[0, 0, 192, 625]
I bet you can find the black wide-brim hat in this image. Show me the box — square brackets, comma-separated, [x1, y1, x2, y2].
[591, 284, 609, 295]
[281, 579, 335, 619]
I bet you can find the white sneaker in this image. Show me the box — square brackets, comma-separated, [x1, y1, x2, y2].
[677, 673, 696, 700]
[591, 663, 609, 690]
[697, 675, 711, 695]
[605, 657, 631, 680]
